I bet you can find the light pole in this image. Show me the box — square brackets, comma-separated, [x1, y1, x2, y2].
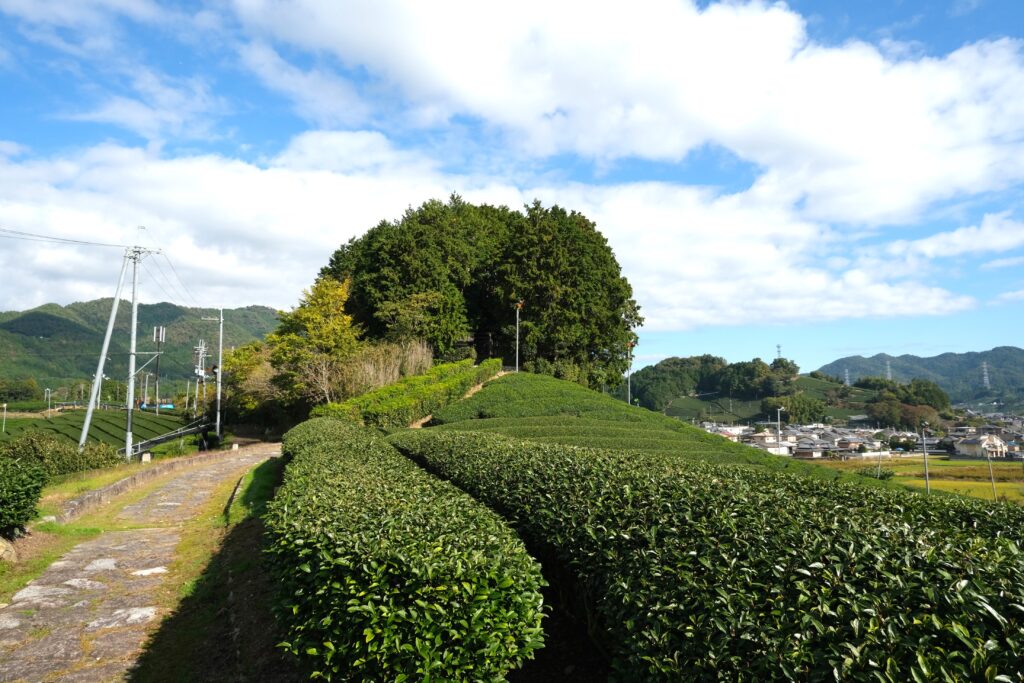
[776, 406, 785, 455]
[45, 388, 52, 415]
[514, 301, 523, 372]
[2, 403, 6, 433]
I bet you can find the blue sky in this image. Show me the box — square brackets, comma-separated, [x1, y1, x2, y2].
[1, 0, 1023, 373]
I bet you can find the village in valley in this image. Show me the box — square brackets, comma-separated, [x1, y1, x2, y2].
[706, 415, 1020, 461]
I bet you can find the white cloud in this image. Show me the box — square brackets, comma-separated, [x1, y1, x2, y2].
[273, 130, 437, 176]
[0, 140, 27, 157]
[982, 255, 1024, 270]
[239, 42, 369, 127]
[886, 213, 1024, 259]
[67, 68, 226, 142]
[0, 135, 980, 331]
[229, 0, 1024, 226]
[996, 289, 1024, 303]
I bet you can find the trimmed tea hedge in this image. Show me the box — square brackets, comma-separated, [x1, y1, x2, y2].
[311, 358, 502, 430]
[0, 431, 122, 478]
[0, 457, 47, 536]
[390, 429, 1024, 682]
[264, 418, 545, 681]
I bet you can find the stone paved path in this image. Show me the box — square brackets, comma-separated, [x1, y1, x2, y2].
[0, 444, 279, 683]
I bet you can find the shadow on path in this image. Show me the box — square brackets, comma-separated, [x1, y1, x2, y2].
[128, 459, 304, 683]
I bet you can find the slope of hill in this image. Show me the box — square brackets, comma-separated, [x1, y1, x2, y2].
[817, 346, 1024, 406]
[0, 299, 278, 386]
[430, 372, 890, 485]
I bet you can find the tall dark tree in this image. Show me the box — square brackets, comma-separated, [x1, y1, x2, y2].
[320, 196, 641, 387]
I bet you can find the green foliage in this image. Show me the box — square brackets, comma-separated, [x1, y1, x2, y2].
[312, 359, 501, 430]
[266, 277, 363, 404]
[625, 355, 801, 411]
[429, 373, 883, 486]
[0, 410, 184, 449]
[0, 457, 47, 536]
[321, 195, 642, 387]
[0, 431, 122, 477]
[0, 377, 41, 401]
[264, 418, 545, 681]
[390, 429, 1024, 682]
[855, 466, 896, 480]
[761, 394, 827, 424]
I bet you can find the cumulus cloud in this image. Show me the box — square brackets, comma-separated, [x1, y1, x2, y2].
[982, 255, 1024, 270]
[0, 135, 982, 330]
[239, 42, 369, 127]
[229, 0, 1024, 225]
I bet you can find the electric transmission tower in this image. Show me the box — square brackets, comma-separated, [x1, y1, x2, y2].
[886, 359, 892, 381]
[844, 368, 851, 387]
[776, 344, 782, 360]
[982, 361, 991, 391]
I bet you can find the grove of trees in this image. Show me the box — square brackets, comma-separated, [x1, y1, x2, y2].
[626, 355, 801, 411]
[320, 195, 642, 388]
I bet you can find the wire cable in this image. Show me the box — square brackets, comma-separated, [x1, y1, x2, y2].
[160, 253, 202, 308]
[0, 227, 129, 249]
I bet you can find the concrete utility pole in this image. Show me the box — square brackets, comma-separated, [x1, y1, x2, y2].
[80, 253, 130, 450]
[201, 310, 224, 438]
[514, 301, 523, 372]
[921, 422, 931, 494]
[2, 403, 6, 434]
[627, 340, 636, 406]
[776, 407, 785, 454]
[153, 326, 165, 414]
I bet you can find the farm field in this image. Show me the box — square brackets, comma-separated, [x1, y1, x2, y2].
[431, 373, 899, 487]
[812, 455, 1024, 504]
[391, 371, 1024, 680]
[0, 409, 183, 447]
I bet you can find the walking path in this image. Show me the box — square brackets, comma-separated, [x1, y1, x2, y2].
[0, 444, 279, 682]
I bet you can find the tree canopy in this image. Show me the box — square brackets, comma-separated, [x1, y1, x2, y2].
[320, 196, 642, 387]
[627, 355, 801, 410]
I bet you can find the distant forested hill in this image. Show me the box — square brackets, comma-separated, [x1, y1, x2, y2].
[817, 347, 1024, 406]
[0, 299, 278, 387]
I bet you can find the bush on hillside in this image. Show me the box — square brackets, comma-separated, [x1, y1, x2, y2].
[390, 429, 1024, 682]
[0, 432, 122, 478]
[264, 418, 545, 681]
[311, 358, 501, 429]
[0, 458, 47, 536]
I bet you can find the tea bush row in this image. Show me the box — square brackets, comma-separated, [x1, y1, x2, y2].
[0, 431, 122, 478]
[390, 429, 1024, 682]
[264, 418, 545, 681]
[0, 457, 47, 536]
[312, 358, 501, 429]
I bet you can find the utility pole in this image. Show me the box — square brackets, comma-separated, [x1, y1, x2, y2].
[921, 422, 931, 494]
[201, 311, 224, 438]
[627, 340, 635, 406]
[776, 407, 785, 455]
[153, 326, 165, 414]
[2, 403, 6, 434]
[514, 300, 523, 372]
[185, 379, 191, 414]
[80, 253, 130, 450]
[143, 373, 150, 407]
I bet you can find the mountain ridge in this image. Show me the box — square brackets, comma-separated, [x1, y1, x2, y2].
[816, 346, 1024, 406]
[0, 299, 279, 388]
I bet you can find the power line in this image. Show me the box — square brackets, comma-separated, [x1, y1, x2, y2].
[160, 253, 202, 308]
[0, 227, 129, 249]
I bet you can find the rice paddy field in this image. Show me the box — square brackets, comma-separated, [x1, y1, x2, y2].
[813, 454, 1024, 504]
